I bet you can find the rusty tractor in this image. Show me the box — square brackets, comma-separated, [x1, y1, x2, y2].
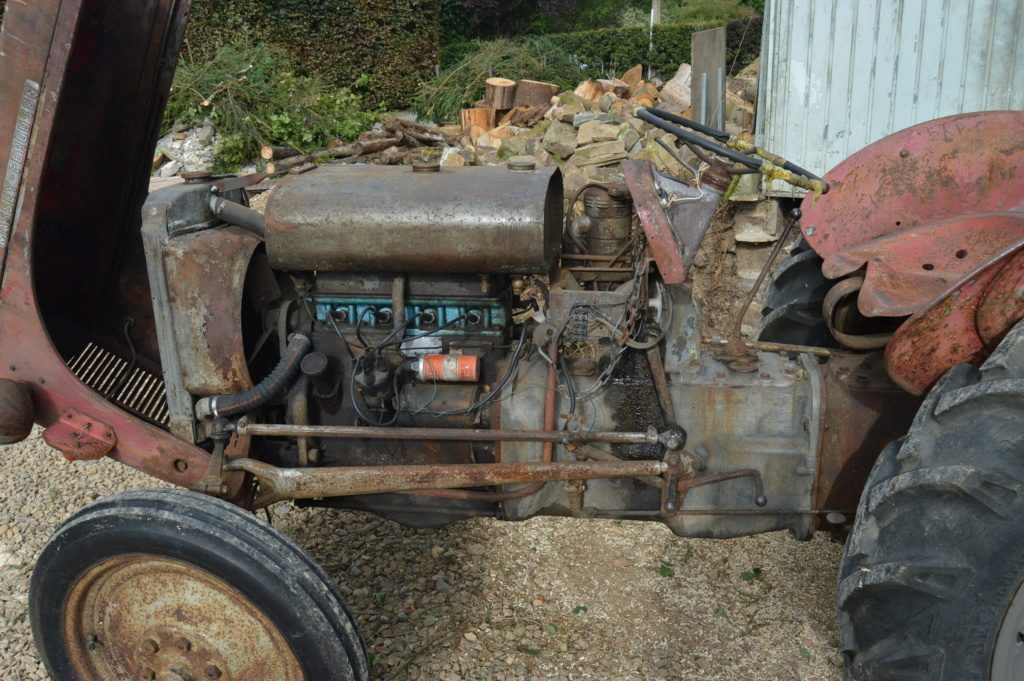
[2, 3, 1024, 680]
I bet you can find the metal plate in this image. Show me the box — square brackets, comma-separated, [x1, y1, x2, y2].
[622, 160, 687, 284]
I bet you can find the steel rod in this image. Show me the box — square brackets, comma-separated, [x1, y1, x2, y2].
[225, 458, 669, 508]
[235, 422, 660, 445]
[702, 336, 833, 358]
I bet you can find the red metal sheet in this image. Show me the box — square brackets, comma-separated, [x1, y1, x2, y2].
[976, 249, 1024, 349]
[622, 160, 687, 284]
[822, 213, 1024, 317]
[885, 241, 1024, 395]
[801, 112, 1024, 260]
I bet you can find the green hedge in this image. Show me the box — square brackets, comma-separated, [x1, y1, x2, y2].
[185, 0, 439, 109]
[546, 16, 762, 79]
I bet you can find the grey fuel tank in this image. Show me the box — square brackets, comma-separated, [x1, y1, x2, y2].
[264, 163, 563, 274]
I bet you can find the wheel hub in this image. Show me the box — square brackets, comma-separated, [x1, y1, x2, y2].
[134, 630, 229, 681]
[62, 554, 303, 681]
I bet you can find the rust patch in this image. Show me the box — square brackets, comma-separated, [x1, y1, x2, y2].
[163, 226, 261, 396]
[813, 353, 921, 516]
[976, 249, 1024, 349]
[622, 160, 687, 284]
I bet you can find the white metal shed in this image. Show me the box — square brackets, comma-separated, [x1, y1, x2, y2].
[756, 0, 1024, 195]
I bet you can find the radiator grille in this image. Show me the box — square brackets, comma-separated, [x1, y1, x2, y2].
[68, 343, 170, 426]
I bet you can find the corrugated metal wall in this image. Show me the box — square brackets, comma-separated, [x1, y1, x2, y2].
[756, 0, 1024, 195]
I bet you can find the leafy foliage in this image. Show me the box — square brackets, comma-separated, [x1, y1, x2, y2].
[739, 567, 764, 581]
[549, 16, 762, 80]
[442, 0, 646, 40]
[416, 37, 585, 121]
[664, 0, 758, 23]
[427, 16, 760, 120]
[185, 0, 439, 109]
[163, 41, 380, 171]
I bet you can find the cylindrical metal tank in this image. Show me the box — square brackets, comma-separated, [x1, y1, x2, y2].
[264, 164, 563, 274]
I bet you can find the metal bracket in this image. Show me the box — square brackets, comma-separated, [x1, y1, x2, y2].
[43, 408, 117, 460]
[192, 418, 231, 497]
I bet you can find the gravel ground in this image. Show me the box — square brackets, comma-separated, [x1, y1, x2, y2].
[1, 431, 844, 681]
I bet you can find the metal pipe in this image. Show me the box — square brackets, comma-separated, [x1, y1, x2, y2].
[224, 457, 669, 508]
[234, 422, 659, 445]
[701, 336, 833, 358]
[210, 196, 266, 238]
[392, 275, 406, 342]
[645, 347, 675, 421]
[730, 208, 802, 345]
[582, 447, 665, 490]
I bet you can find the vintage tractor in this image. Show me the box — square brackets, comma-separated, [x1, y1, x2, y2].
[2, 3, 1023, 680]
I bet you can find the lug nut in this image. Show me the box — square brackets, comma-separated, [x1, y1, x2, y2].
[141, 669, 156, 681]
[141, 639, 159, 655]
[85, 634, 98, 650]
[176, 637, 191, 652]
[204, 666, 222, 679]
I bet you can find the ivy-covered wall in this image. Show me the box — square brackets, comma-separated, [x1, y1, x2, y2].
[185, 0, 439, 108]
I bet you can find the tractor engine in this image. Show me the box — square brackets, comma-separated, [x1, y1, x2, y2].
[141, 160, 913, 537]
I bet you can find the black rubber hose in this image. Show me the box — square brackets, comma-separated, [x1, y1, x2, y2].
[637, 107, 826, 184]
[206, 333, 311, 418]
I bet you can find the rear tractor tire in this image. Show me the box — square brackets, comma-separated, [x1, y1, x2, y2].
[30, 488, 369, 681]
[758, 239, 835, 347]
[837, 318, 1024, 680]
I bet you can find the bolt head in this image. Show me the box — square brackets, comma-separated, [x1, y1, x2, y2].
[175, 637, 191, 652]
[668, 457, 680, 466]
[141, 639, 159, 655]
[204, 666, 223, 679]
[665, 501, 676, 510]
[141, 669, 156, 681]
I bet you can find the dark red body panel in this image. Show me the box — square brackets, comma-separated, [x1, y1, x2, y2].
[0, 1, 210, 486]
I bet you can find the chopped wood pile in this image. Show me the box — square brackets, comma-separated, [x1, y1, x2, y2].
[256, 58, 761, 201]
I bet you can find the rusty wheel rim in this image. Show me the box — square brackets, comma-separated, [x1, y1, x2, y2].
[63, 554, 304, 681]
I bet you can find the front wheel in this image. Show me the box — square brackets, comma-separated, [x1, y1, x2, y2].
[30, 488, 368, 681]
[837, 319, 1024, 680]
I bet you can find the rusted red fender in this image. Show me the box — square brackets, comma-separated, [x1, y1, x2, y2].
[822, 212, 1024, 317]
[801, 111, 1024, 260]
[885, 244, 1024, 395]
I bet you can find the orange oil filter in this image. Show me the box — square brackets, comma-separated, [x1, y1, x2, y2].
[415, 354, 479, 382]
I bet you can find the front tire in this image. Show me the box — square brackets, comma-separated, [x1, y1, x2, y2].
[30, 488, 369, 681]
[837, 319, 1024, 680]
